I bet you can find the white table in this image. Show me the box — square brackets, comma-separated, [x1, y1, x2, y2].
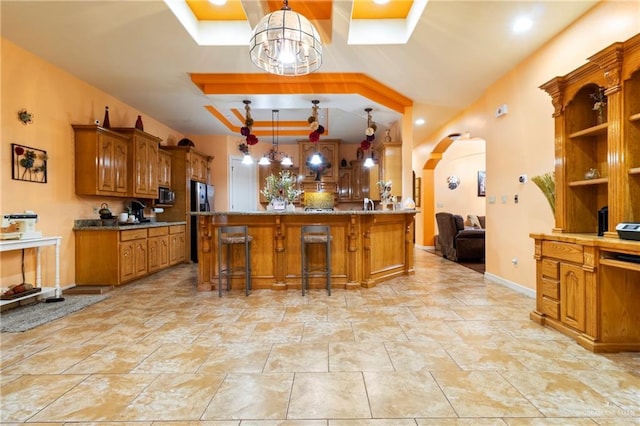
[0, 236, 61, 306]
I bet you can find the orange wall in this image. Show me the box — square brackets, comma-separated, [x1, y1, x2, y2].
[414, 1, 640, 290]
[1, 39, 184, 289]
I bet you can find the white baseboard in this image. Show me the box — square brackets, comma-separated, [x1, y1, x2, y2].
[484, 272, 535, 298]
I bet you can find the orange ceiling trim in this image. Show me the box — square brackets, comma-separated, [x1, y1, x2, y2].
[352, 0, 413, 19]
[208, 106, 327, 136]
[186, 0, 247, 21]
[266, 0, 333, 21]
[191, 73, 413, 113]
[231, 108, 316, 128]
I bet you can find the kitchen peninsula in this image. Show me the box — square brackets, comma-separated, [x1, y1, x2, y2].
[193, 210, 416, 292]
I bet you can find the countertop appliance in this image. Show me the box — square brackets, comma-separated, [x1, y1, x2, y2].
[616, 222, 640, 241]
[1, 212, 42, 240]
[190, 181, 214, 262]
[156, 186, 175, 205]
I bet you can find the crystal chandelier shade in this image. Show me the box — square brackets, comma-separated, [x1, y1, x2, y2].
[249, 0, 322, 76]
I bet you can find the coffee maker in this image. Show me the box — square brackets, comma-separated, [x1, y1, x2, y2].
[130, 200, 149, 223]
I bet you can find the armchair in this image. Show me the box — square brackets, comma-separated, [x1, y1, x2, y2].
[435, 212, 485, 261]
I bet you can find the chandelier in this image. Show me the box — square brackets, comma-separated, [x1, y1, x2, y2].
[258, 110, 293, 166]
[249, 0, 323, 76]
[363, 108, 377, 168]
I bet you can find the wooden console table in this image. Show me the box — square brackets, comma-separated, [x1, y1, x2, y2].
[0, 237, 62, 306]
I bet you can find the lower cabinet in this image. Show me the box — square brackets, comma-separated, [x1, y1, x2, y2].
[75, 224, 184, 286]
[531, 233, 640, 353]
[148, 227, 170, 273]
[169, 225, 186, 265]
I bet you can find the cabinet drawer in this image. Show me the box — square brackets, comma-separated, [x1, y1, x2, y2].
[120, 229, 148, 241]
[541, 296, 560, 320]
[169, 225, 185, 234]
[148, 226, 168, 237]
[541, 241, 583, 263]
[541, 259, 559, 279]
[541, 278, 560, 300]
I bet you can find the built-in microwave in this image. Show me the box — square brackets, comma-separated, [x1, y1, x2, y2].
[157, 186, 175, 205]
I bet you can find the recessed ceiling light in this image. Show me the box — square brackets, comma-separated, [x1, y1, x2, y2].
[208, 0, 227, 5]
[512, 16, 533, 33]
[373, 0, 390, 4]
[415, 118, 425, 126]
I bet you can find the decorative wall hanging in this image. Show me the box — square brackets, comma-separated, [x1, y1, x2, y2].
[477, 170, 486, 197]
[447, 175, 460, 190]
[18, 109, 34, 125]
[11, 143, 47, 183]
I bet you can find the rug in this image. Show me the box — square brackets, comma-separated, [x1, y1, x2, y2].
[0, 295, 108, 333]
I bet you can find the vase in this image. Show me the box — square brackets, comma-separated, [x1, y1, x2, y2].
[103, 106, 110, 129]
[135, 115, 144, 131]
[314, 171, 321, 181]
[595, 107, 606, 125]
[286, 203, 296, 212]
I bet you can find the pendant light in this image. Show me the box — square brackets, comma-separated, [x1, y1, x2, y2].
[363, 108, 376, 168]
[249, 0, 323, 76]
[258, 110, 294, 166]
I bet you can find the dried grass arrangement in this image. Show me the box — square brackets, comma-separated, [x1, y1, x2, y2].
[532, 171, 555, 215]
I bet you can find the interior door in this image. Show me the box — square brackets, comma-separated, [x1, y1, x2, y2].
[230, 156, 257, 211]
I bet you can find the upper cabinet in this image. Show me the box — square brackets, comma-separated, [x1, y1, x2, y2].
[299, 140, 340, 183]
[375, 140, 402, 198]
[158, 149, 172, 188]
[112, 128, 161, 199]
[73, 125, 129, 197]
[190, 151, 210, 183]
[540, 33, 640, 237]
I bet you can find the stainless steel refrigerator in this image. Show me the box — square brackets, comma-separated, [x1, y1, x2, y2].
[190, 181, 214, 262]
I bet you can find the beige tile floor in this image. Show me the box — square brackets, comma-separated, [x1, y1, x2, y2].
[1, 249, 639, 425]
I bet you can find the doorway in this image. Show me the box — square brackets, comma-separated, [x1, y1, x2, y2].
[229, 156, 257, 211]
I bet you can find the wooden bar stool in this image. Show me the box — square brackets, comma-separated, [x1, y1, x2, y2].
[217, 226, 253, 297]
[301, 225, 332, 296]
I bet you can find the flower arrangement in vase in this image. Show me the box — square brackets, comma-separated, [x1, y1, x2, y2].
[377, 180, 396, 210]
[261, 170, 301, 209]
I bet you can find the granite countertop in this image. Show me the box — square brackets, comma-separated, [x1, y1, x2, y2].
[190, 210, 418, 216]
[73, 220, 187, 231]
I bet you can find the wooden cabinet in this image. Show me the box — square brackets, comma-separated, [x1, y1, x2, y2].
[338, 160, 370, 202]
[148, 227, 169, 273]
[299, 140, 340, 183]
[156, 146, 212, 262]
[530, 32, 640, 353]
[158, 149, 172, 188]
[190, 151, 210, 183]
[112, 128, 162, 199]
[73, 125, 128, 197]
[540, 33, 640, 236]
[169, 225, 186, 265]
[75, 225, 183, 285]
[375, 141, 402, 197]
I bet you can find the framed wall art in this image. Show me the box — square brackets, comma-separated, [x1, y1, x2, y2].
[477, 170, 486, 197]
[11, 143, 48, 183]
[414, 176, 421, 207]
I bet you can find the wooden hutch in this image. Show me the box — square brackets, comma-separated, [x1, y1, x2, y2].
[531, 34, 640, 352]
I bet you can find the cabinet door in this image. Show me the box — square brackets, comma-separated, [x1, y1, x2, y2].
[119, 241, 136, 282]
[300, 141, 339, 182]
[560, 262, 586, 332]
[190, 152, 209, 183]
[169, 232, 186, 265]
[158, 150, 172, 187]
[351, 160, 368, 200]
[146, 141, 159, 197]
[159, 237, 170, 268]
[149, 236, 170, 272]
[134, 239, 148, 278]
[338, 169, 352, 201]
[97, 133, 128, 194]
[133, 136, 149, 195]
